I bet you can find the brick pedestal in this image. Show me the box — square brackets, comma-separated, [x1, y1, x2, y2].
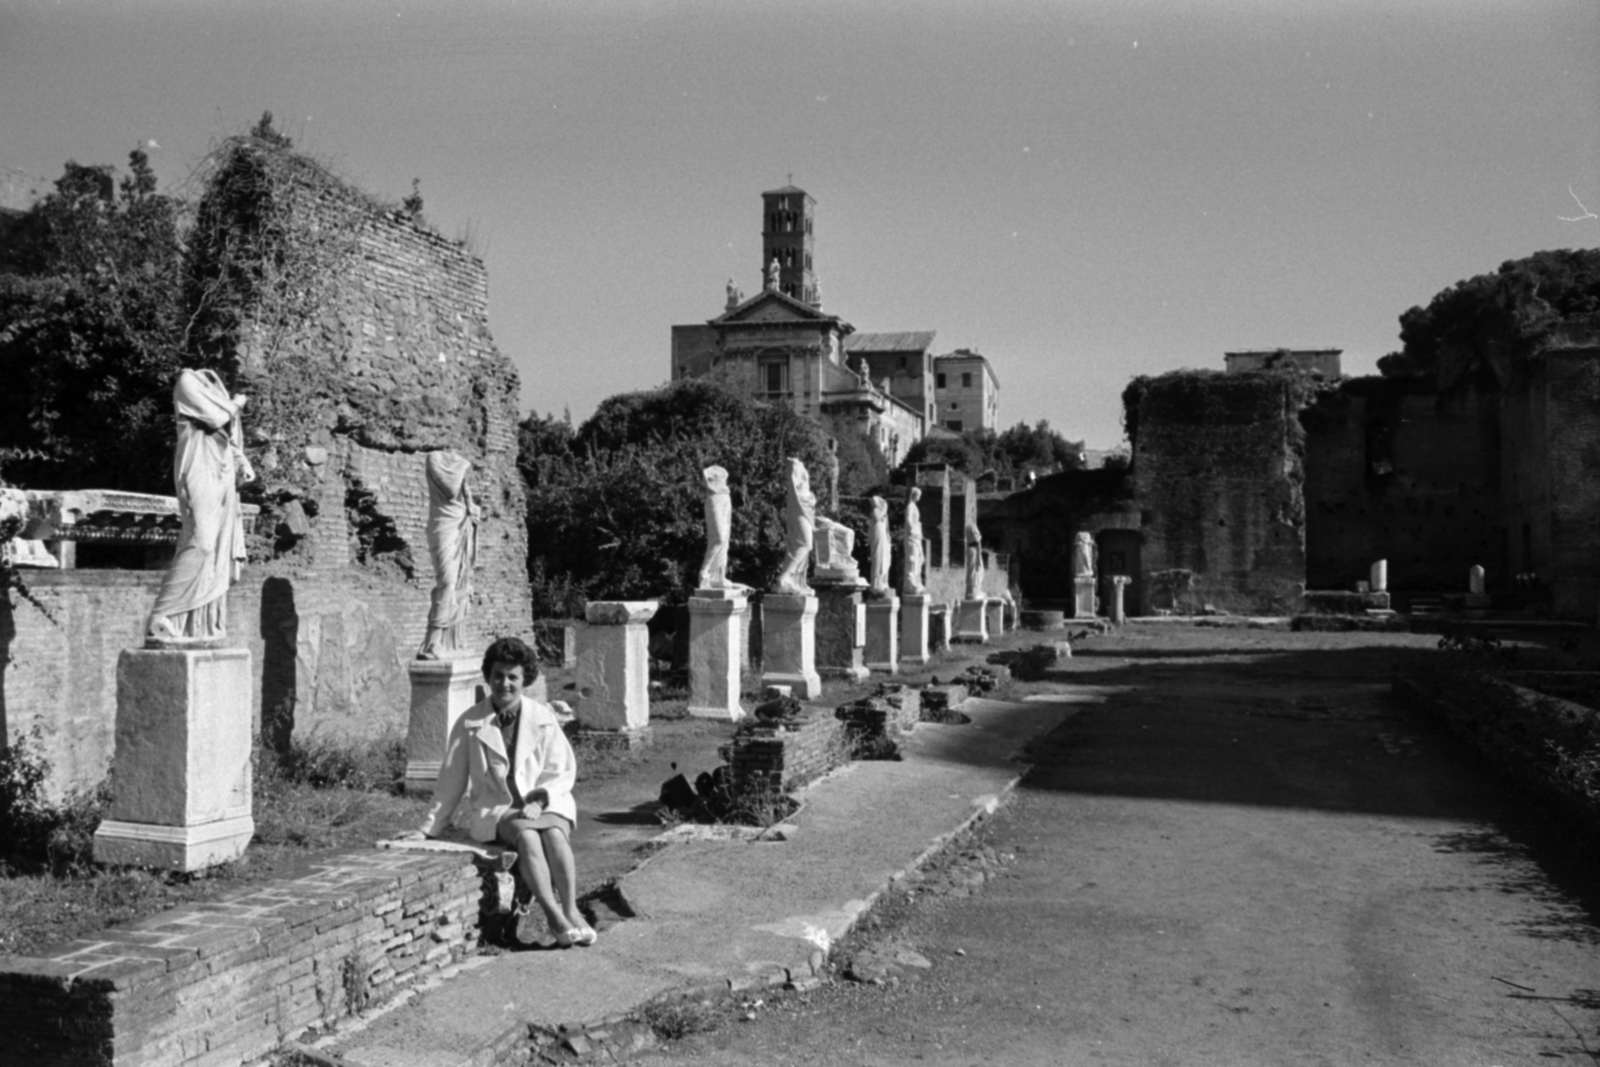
[760, 593, 822, 700]
[687, 588, 748, 721]
[813, 582, 869, 682]
[955, 598, 989, 643]
[899, 592, 931, 666]
[94, 646, 254, 871]
[864, 593, 900, 674]
[575, 601, 657, 737]
[405, 655, 484, 794]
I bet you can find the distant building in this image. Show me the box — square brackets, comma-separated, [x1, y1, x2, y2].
[1224, 348, 1342, 377]
[932, 349, 1000, 433]
[670, 185, 935, 467]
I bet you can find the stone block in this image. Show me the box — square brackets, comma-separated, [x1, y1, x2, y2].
[575, 604, 656, 731]
[687, 592, 748, 721]
[1072, 576, 1098, 618]
[404, 655, 483, 794]
[928, 603, 952, 652]
[864, 594, 899, 674]
[813, 584, 868, 682]
[94, 647, 254, 871]
[584, 600, 659, 626]
[899, 592, 931, 666]
[760, 594, 821, 700]
[954, 598, 989, 643]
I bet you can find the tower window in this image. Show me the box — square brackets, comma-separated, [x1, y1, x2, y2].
[962, 372, 972, 387]
[936, 373, 946, 388]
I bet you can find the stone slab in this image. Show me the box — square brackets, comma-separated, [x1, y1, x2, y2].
[584, 601, 660, 625]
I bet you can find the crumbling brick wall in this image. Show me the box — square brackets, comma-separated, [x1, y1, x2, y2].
[1128, 371, 1309, 614]
[1302, 378, 1502, 597]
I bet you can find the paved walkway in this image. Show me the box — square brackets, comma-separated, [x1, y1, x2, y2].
[313, 640, 1085, 1066]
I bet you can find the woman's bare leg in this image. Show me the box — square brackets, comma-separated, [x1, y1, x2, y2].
[514, 828, 566, 929]
[539, 827, 584, 930]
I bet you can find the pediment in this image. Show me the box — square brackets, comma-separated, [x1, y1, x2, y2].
[713, 288, 835, 326]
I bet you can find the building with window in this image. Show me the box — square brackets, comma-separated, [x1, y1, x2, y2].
[932, 349, 1000, 433]
[670, 186, 935, 467]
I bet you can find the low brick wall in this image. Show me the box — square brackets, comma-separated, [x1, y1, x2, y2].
[721, 712, 849, 795]
[0, 849, 484, 1067]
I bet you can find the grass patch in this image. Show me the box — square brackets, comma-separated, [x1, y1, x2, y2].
[0, 730, 427, 957]
[640, 997, 723, 1041]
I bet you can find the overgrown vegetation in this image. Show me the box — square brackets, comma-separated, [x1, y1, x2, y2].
[518, 379, 854, 615]
[898, 419, 1084, 481]
[1378, 248, 1600, 385]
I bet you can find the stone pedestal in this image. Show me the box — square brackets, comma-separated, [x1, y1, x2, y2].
[983, 597, 1005, 637]
[761, 594, 822, 700]
[94, 646, 254, 871]
[1108, 575, 1131, 625]
[813, 582, 869, 682]
[1370, 559, 1388, 593]
[928, 603, 953, 652]
[864, 593, 900, 674]
[405, 656, 484, 794]
[899, 592, 931, 666]
[575, 601, 657, 738]
[1072, 576, 1098, 618]
[688, 589, 748, 721]
[955, 598, 990, 643]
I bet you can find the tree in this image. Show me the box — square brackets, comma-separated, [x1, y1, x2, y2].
[0, 150, 188, 491]
[1378, 248, 1600, 384]
[521, 379, 834, 612]
[994, 419, 1084, 478]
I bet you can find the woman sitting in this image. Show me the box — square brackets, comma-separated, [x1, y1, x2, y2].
[402, 636, 594, 947]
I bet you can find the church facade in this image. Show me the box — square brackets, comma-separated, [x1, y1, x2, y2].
[671, 185, 951, 468]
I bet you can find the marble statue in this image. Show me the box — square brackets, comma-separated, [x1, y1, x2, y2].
[964, 516, 984, 600]
[766, 257, 781, 291]
[772, 457, 815, 594]
[145, 369, 255, 643]
[868, 496, 891, 595]
[1071, 531, 1097, 578]
[824, 437, 840, 515]
[901, 488, 926, 594]
[417, 451, 480, 659]
[697, 465, 735, 590]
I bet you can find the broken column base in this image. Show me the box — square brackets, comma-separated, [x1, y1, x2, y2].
[1072, 576, 1098, 618]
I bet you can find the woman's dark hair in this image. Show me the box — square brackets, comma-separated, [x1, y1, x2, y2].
[481, 636, 540, 680]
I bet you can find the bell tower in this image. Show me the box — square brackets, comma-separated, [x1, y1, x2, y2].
[761, 183, 819, 307]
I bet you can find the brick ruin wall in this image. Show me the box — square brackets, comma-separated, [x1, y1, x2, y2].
[2, 175, 530, 796]
[1508, 348, 1600, 617]
[1302, 382, 1502, 597]
[1131, 374, 1307, 614]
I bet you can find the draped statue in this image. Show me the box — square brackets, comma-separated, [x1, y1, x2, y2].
[1071, 531, 1097, 579]
[145, 369, 255, 644]
[697, 465, 734, 590]
[771, 458, 815, 594]
[901, 487, 926, 595]
[417, 451, 479, 659]
[963, 516, 984, 600]
[868, 496, 891, 595]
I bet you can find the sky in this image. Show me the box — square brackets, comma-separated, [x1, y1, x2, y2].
[2, 0, 1596, 449]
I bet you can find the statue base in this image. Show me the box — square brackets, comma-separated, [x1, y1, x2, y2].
[405, 655, 484, 794]
[576, 601, 658, 731]
[899, 592, 931, 666]
[1072, 577, 1098, 618]
[760, 593, 822, 700]
[813, 583, 869, 682]
[93, 647, 254, 872]
[954, 598, 990, 643]
[864, 594, 900, 674]
[688, 590, 749, 721]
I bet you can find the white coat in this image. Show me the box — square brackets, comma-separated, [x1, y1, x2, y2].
[420, 695, 577, 842]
